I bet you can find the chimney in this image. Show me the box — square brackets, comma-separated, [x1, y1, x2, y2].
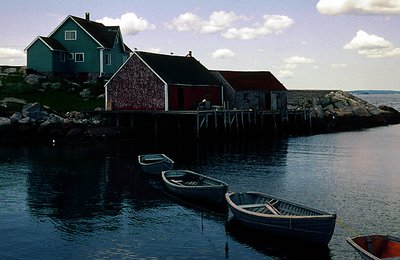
[85, 12, 90, 21]
[186, 51, 192, 57]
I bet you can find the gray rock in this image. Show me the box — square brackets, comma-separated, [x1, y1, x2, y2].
[79, 88, 91, 98]
[18, 117, 31, 124]
[50, 82, 62, 90]
[47, 114, 64, 124]
[24, 74, 40, 85]
[22, 102, 43, 117]
[352, 106, 370, 117]
[0, 117, 11, 126]
[0, 117, 12, 133]
[10, 112, 23, 123]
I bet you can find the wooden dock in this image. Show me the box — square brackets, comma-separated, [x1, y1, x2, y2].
[85, 108, 312, 139]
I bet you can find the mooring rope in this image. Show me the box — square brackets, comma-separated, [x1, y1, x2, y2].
[336, 216, 359, 237]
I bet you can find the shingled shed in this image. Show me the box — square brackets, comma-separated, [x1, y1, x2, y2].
[105, 51, 222, 111]
[212, 70, 288, 111]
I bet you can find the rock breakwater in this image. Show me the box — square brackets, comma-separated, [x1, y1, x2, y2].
[288, 90, 400, 131]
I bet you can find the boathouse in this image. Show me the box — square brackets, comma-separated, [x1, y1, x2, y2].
[212, 71, 288, 111]
[105, 51, 222, 111]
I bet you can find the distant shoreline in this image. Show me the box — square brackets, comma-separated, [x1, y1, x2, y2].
[351, 90, 400, 95]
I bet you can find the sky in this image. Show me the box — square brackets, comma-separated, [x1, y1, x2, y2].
[1, 0, 399, 91]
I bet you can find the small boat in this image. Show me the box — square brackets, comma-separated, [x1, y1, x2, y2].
[346, 234, 400, 260]
[162, 170, 228, 205]
[225, 191, 336, 245]
[138, 154, 174, 175]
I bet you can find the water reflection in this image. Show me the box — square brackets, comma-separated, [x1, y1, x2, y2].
[27, 153, 172, 236]
[226, 219, 332, 259]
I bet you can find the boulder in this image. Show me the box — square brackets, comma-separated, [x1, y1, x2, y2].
[0, 117, 12, 134]
[22, 102, 42, 117]
[24, 74, 40, 85]
[79, 88, 91, 98]
[0, 117, 11, 126]
[10, 112, 23, 123]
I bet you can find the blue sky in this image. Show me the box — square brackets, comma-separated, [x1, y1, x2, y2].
[1, 0, 399, 90]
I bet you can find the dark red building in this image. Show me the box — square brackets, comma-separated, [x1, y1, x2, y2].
[212, 70, 288, 111]
[105, 51, 222, 111]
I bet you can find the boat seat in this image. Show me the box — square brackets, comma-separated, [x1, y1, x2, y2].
[265, 203, 281, 215]
[239, 204, 266, 209]
[170, 179, 184, 186]
[239, 203, 282, 215]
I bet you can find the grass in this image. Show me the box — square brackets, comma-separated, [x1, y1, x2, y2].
[0, 80, 104, 113]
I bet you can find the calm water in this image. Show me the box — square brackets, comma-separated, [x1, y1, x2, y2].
[1, 94, 399, 259]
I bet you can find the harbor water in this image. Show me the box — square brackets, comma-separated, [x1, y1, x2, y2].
[1, 94, 399, 259]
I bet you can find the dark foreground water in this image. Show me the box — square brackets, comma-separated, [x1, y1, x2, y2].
[1, 95, 399, 259]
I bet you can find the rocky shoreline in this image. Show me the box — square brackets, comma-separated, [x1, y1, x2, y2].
[1, 90, 400, 144]
[288, 90, 400, 131]
[0, 99, 121, 144]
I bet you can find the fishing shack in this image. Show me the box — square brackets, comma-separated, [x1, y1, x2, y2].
[105, 51, 223, 111]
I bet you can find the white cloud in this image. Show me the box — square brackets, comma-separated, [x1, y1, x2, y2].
[284, 56, 315, 64]
[211, 49, 236, 59]
[0, 48, 25, 58]
[316, 0, 400, 15]
[166, 11, 243, 34]
[97, 12, 156, 35]
[344, 30, 400, 58]
[278, 56, 314, 78]
[278, 70, 294, 79]
[222, 15, 294, 40]
[331, 63, 348, 68]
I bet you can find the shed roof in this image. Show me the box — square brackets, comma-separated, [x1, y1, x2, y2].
[25, 36, 67, 52]
[136, 51, 220, 86]
[216, 71, 287, 91]
[39, 37, 67, 51]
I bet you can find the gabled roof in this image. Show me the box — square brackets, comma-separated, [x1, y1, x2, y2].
[46, 15, 131, 53]
[216, 70, 287, 91]
[136, 51, 220, 86]
[70, 16, 118, 49]
[25, 36, 67, 52]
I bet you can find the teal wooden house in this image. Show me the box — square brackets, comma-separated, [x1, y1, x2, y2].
[25, 13, 132, 81]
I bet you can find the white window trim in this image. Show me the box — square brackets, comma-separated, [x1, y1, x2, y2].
[65, 30, 77, 40]
[105, 53, 111, 66]
[75, 52, 84, 62]
[67, 53, 74, 60]
[60, 52, 66, 62]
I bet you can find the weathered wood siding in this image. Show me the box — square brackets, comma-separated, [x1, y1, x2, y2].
[106, 54, 165, 110]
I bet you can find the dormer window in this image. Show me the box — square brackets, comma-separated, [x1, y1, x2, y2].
[115, 36, 119, 44]
[65, 30, 77, 40]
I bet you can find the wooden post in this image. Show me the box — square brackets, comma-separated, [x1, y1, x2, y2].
[116, 113, 120, 127]
[214, 110, 217, 130]
[197, 108, 200, 138]
[235, 112, 239, 132]
[241, 110, 244, 130]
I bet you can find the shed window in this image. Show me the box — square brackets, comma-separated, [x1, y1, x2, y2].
[105, 53, 111, 65]
[65, 30, 77, 40]
[60, 52, 66, 62]
[75, 53, 84, 62]
[67, 53, 74, 60]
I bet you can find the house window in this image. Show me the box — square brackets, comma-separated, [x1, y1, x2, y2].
[75, 53, 84, 62]
[105, 53, 111, 65]
[115, 36, 119, 44]
[60, 52, 66, 62]
[67, 53, 74, 60]
[65, 30, 77, 40]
